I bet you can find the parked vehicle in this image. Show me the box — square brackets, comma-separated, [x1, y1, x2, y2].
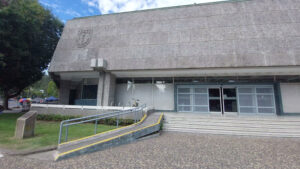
[31, 97, 44, 104]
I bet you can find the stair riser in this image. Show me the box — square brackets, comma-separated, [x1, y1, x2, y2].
[164, 122, 300, 129]
[163, 125, 300, 133]
[164, 116, 300, 122]
[165, 118, 300, 123]
[164, 129, 300, 137]
[163, 114, 300, 137]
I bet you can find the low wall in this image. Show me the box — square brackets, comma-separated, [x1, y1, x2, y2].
[30, 104, 148, 120]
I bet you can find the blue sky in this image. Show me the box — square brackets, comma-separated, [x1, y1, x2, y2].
[39, 0, 225, 23]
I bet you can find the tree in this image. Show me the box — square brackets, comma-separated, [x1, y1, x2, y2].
[0, 0, 63, 109]
[47, 80, 58, 98]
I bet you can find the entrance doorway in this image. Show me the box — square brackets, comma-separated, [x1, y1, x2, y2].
[208, 87, 237, 115]
[177, 85, 276, 115]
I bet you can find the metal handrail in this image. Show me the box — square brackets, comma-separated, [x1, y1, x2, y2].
[58, 104, 146, 144]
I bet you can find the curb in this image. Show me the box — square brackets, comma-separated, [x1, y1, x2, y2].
[5, 146, 57, 156]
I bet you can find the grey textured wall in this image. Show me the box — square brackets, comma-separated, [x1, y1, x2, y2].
[49, 0, 300, 72]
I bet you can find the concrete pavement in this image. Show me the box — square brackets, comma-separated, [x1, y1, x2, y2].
[0, 132, 299, 169]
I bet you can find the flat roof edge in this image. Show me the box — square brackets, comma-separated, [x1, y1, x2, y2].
[70, 0, 251, 21]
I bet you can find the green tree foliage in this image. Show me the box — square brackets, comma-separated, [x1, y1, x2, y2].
[0, 0, 63, 109]
[47, 80, 58, 98]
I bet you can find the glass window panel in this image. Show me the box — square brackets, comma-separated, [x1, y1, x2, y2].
[194, 88, 207, 93]
[134, 78, 152, 84]
[238, 88, 254, 93]
[154, 77, 173, 84]
[258, 108, 275, 113]
[178, 106, 191, 112]
[256, 88, 273, 94]
[194, 94, 208, 106]
[209, 88, 220, 97]
[239, 94, 255, 106]
[209, 100, 221, 112]
[194, 106, 209, 112]
[223, 88, 236, 98]
[257, 95, 274, 107]
[240, 107, 257, 113]
[224, 100, 237, 112]
[116, 78, 133, 84]
[82, 85, 98, 99]
[178, 94, 191, 105]
[178, 88, 190, 93]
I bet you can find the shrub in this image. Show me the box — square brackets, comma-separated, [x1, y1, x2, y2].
[37, 114, 80, 121]
[37, 114, 135, 126]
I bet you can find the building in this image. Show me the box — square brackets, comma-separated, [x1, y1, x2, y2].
[49, 0, 300, 116]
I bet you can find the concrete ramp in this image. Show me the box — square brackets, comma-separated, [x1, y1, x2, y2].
[55, 113, 163, 161]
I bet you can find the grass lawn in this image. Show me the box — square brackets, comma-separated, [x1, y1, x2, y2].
[0, 113, 117, 150]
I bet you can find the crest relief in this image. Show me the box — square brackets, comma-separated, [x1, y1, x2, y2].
[76, 29, 93, 48]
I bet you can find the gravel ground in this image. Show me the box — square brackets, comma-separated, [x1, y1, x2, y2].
[0, 132, 299, 169]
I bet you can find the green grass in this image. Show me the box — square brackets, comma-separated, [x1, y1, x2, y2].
[0, 113, 117, 150]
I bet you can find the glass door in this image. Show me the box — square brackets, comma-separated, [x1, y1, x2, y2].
[208, 88, 222, 113]
[222, 87, 238, 115]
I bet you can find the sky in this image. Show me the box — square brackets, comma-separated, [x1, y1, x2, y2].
[39, 0, 225, 23]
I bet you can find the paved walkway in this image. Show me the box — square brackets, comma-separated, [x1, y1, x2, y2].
[0, 132, 299, 169]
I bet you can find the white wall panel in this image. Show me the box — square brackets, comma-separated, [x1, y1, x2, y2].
[132, 84, 153, 107]
[115, 83, 174, 110]
[280, 83, 300, 113]
[115, 84, 133, 107]
[153, 84, 174, 110]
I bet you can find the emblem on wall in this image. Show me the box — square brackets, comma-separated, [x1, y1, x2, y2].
[76, 29, 93, 48]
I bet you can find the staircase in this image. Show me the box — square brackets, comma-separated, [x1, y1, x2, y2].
[163, 113, 300, 137]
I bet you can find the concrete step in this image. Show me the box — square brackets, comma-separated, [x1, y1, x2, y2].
[163, 113, 300, 138]
[164, 119, 300, 126]
[164, 116, 300, 123]
[164, 121, 300, 129]
[164, 128, 300, 138]
[163, 124, 300, 133]
[55, 113, 163, 161]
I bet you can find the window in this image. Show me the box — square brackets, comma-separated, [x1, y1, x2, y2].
[177, 86, 209, 113]
[82, 85, 97, 99]
[238, 86, 275, 114]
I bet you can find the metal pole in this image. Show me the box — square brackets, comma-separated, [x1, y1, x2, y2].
[65, 126, 69, 142]
[135, 110, 137, 123]
[58, 122, 63, 144]
[116, 112, 119, 128]
[95, 120, 98, 134]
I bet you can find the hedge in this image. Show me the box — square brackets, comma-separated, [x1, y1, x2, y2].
[37, 114, 135, 126]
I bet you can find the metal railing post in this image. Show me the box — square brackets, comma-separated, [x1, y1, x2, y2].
[134, 109, 137, 123]
[58, 122, 64, 144]
[65, 126, 69, 142]
[116, 111, 119, 128]
[57, 105, 146, 144]
[95, 120, 98, 134]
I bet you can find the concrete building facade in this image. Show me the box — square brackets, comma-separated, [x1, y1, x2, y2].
[49, 0, 300, 115]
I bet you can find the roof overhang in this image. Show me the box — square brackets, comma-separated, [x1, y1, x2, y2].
[111, 66, 300, 78]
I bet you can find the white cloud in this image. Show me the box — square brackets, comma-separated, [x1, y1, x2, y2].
[88, 8, 95, 13]
[82, 0, 226, 14]
[40, 1, 59, 9]
[65, 9, 82, 17]
[81, 0, 98, 8]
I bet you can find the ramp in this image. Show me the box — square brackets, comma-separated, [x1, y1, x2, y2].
[55, 113, 163, 161]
